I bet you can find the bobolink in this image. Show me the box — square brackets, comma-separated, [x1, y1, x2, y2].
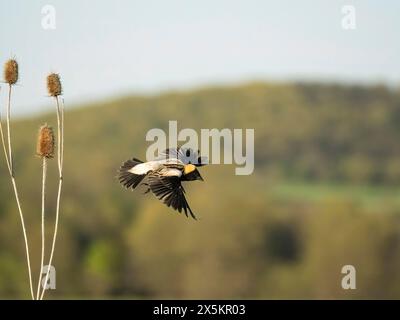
[118, 148, 207, 219]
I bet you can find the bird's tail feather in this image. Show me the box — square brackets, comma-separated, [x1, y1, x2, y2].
[118, 158, 145, 189]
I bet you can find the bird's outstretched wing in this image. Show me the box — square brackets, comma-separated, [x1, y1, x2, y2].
[158, 147, 208, 166]
[147, 172, 197, 220]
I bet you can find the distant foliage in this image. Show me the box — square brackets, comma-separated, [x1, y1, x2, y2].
[1, 82, 400, 298]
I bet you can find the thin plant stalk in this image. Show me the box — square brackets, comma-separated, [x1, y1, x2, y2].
[0, 84, 35, 300]
[0, 121, 11, 172]
[6, 85, 13, 174]
[0, 87, 11, 173]
[36, 158, 47, 300]
[40, 97, 64, 300]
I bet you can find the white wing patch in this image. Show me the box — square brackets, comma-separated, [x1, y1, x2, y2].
[160, 168, 182, 177]
[128, 161, 160, 175]
[128, 160, 183, 176]
[128, 159, 184, 176]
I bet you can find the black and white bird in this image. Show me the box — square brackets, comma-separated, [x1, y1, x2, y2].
[118, 148, 207, 219]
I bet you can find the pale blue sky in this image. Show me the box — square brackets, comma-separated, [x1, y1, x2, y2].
[0, 0, 399, 115]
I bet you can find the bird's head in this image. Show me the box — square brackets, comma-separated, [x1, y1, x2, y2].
[184, 164, 204, 181]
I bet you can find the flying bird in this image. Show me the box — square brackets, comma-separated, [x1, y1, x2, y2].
[118, 148, 207, 219]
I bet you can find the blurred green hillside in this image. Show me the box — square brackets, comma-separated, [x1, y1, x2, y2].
[1, 82, 400, 299]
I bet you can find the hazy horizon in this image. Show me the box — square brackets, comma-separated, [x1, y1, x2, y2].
[1, 0, 400, 116]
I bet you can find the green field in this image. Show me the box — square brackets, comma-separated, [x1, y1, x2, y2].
[270, 182, 400, 209]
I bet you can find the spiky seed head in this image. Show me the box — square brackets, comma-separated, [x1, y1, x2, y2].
[37, 124, 55, 159]
[47, 73, 62, 97]
[4, 59, 18, 85]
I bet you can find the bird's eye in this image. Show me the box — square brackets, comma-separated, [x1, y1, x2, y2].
[186, 149, 191, 157]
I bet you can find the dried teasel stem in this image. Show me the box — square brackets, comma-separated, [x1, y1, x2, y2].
[3, 59, 19, 172]
[0, 87, 11, 173]
[36, 157, 48, 299]
[10, 177, 34, 300]
[35, 125, 54, 299]
[7, 85, 13, 175]
[4, 59, 18, 173]
[0, 60, 35, 300]
[41, 95, 64, 300]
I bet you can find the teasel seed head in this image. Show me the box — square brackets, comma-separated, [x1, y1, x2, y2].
[47, 73, 62, 97]
[37, 124, 55, 159]
[4, 59, 18, 85]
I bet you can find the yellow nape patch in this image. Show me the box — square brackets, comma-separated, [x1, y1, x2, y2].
[184, 164, 196, 175]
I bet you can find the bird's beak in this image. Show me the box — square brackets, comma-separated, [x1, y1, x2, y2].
[198, 175, 204, 181]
